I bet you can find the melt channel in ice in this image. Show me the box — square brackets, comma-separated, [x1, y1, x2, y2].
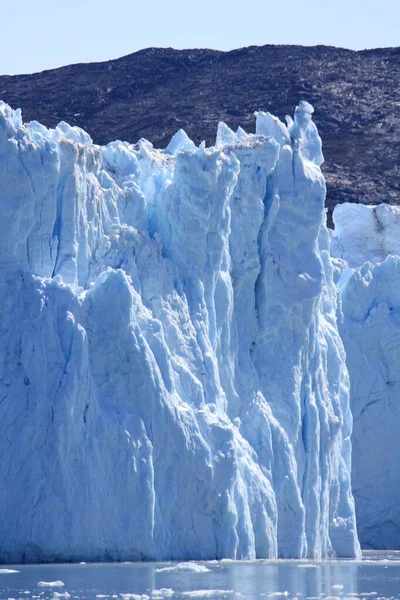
[332, 203, 400, 549]
[0, 100, 360, 562]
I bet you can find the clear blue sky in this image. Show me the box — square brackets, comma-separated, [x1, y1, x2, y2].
[1, 0, 399, 75]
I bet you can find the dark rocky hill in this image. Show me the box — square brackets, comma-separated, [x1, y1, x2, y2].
[1, 45, 399, 223]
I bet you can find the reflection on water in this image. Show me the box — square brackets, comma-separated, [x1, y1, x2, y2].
[0, 551, 399, 600]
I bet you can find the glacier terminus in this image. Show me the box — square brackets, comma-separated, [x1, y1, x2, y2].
[0, 100, 364, 562]
[332, 203, 400, 550]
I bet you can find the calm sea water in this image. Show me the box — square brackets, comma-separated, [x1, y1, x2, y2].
[1, 551, 399, 600]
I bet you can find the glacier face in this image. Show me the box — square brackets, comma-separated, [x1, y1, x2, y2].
[332, 203, 400, 549]
[0, 100, 360, 562]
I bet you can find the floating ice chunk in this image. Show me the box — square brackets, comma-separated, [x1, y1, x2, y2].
[0, 569, 19, 573]
[151, 591, 174, 598]
[182, 592, 234, 598]
[155, 563, 210, 573]
[38, 581, 65, 588]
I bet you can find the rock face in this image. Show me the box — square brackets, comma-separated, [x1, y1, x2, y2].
[0, 100, 360, 562]
[1, 45, 399, 224]
[332, 204, 400, 550]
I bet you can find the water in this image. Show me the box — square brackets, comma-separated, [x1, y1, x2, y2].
[1, 551, 399, 600]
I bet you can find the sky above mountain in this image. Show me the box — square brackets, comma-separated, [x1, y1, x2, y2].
[1, 0, 399, 75]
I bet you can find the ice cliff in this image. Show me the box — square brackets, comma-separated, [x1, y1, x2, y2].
[0, 100, 360, 562]
[332, 203, 400, 549]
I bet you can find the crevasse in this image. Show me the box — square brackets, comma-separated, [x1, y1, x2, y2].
[0, 100, 360, 562]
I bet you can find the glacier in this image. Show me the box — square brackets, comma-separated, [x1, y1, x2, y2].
[332, 203, 400, 549]
[0, 100, 360, 562]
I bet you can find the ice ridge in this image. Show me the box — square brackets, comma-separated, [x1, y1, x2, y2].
[0, 100, 360, 562]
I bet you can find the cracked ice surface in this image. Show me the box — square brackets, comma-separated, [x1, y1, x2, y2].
[0, 100, 359, 562]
